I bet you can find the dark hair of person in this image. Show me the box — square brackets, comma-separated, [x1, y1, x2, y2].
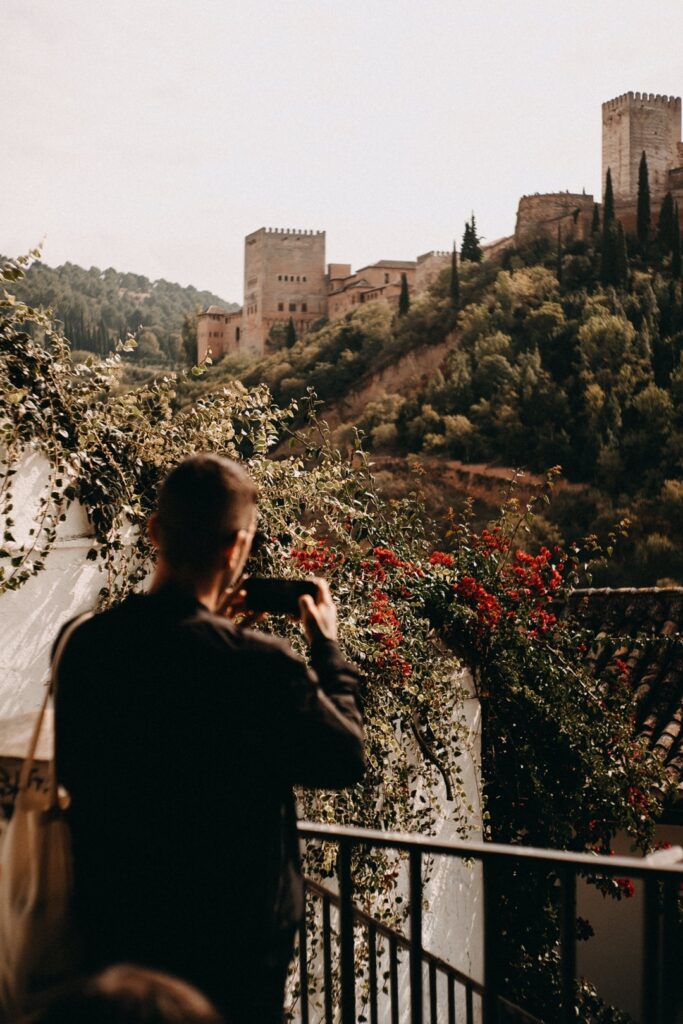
[24, 964, 224, 1023]
[154, 454, 257, 575]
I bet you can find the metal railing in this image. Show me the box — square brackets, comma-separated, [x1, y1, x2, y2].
[296, 822, 683, 1024]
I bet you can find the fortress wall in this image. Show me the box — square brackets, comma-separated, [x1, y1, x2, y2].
[243, 228, 326, 353]
[602, 93, 682, 202]
[514, 193, 595, 244]
[415, 251, 450, 294]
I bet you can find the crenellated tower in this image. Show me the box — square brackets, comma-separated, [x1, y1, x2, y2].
[602, 92, 682, 204]
[241, 227, 326, 354]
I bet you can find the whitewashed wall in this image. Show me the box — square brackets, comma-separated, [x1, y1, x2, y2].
[0, 451, 106, 720]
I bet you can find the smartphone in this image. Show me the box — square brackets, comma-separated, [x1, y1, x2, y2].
[242, 577, 320, 617]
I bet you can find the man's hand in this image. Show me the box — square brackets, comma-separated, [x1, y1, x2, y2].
[299, 578, 338, 644]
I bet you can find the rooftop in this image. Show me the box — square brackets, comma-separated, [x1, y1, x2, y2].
[568, 587, 683, 800]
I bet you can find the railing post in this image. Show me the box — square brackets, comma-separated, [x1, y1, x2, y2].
[643, 877, 662, 1024]
[298, 897, 309, 1024]
[483, 859, 500, 1024]
[322, 895, 333, 1024]
[339, 839, 356, 1024]
[409, 848, 424, 1024]
[559, 866, 577, 1024]
[662, 878, 681, 1024]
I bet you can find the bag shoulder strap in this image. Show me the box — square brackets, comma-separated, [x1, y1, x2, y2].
[18, 612, 94, 802]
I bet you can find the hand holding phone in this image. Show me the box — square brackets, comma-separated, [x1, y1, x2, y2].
[298, 578, 338, 644]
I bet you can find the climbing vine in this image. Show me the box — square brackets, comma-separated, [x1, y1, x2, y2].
[1, 253, 671, 1022]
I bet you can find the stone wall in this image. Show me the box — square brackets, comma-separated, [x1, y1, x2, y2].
[415, 251, 450, 294]
[242, 228, 327, 353]
[196, 309, 242, 363]
[602, 92, 682, 202]
[514, 193, 595, 245]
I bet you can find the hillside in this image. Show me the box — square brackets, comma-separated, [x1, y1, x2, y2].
[184, 223, 683, 587]
[4, 256, 238, 363]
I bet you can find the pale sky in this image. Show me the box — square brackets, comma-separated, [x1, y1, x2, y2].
[3, 0, 683, 301]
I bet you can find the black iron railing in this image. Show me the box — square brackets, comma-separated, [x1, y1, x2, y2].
[295, 822, 683, 1024]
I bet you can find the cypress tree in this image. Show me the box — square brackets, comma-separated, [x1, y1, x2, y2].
[603, 168, 615, 228]
[591, 203, 600, 235]
[601, 222, 619, 286]
[461, 215, 482, 262]
[398, 272, 410, 316]
[658, 191, 677, 252]
[461, 221, 472, 260]
[450, 243, 460, 309]
[285, 316, 297, 348]
[556, 224, 563, 285]
[636, 150, 651, 253]
[617, 221, 629, 286]
[672, 204, 682, 279]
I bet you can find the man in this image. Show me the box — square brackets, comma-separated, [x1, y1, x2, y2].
[55, 454, 365, 1024]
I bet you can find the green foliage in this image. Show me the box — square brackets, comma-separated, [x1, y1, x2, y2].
[4, 253, 237, 363]
[1, 252, 670, 1022]
[449, 244, 460, 309]
[398, 272, 410, 316]
[636, 150, 651, 252]
[603, 168, 615, 228]
[461, 214, 482, 262]
[285, 316, 297, 349]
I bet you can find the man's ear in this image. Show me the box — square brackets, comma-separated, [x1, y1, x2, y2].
[226, 528, 251, 574]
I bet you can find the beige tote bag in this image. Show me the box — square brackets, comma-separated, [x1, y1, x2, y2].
[0, 613, 91, 1023]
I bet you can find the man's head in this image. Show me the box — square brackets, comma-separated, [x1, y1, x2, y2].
[149, 454, 257, 585]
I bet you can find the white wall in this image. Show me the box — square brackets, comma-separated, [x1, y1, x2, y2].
[578, 823, 683, 1023]
[0, 450, 105, 721]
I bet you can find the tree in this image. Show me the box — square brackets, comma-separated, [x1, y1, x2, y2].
[600, 170, 623, 287]
[636, 150, 651, 252]
[672, 204, 682, 279]
[603, 168, 615, 229]
[556, 225, 563, 285]
[461, 214, 482, 262]
[617, 221, 629, 286]
[398, 273, 410, 316]
[285, 316, 297, 348]
[449, 244, 460, 309]
[657, 191, 677, 252]
[181, 313, 198, 366]
[600, 221, 620, 286]
[591, 203, 600, 235]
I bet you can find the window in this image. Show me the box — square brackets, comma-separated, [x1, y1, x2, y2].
[296, 276, 300, 282]
[289, 302, 296, 312]
[384, 273, 390, 284]
[284, 275, 288, 281]
[278, 275, 282, 281]
[303, 276, 307, 282]
[236, 327, 240, 342]
[278, 302, 284, 311]
[301, 302, 307, 312]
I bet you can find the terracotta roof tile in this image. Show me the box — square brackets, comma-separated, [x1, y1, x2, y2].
[567, 587, 683, 799]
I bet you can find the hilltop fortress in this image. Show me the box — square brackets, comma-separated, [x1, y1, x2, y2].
[516, 91, 683, 243]
[197, 229, 449, 360]
[199, 91, 683, 361]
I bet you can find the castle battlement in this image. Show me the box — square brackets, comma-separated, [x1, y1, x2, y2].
[262, 227, 324, 236]
[603, 92, 681, 111]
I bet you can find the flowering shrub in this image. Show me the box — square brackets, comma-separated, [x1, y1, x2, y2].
[0, 253, 671, 1021]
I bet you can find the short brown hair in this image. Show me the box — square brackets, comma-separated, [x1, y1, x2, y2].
[26, 964, 224, 1024]
[154, 454, 257, 574]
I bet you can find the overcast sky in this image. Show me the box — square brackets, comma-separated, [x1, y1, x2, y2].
[3, 0, 683, 301]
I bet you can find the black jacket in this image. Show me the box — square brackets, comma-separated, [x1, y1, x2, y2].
[54, 583, 365, 994]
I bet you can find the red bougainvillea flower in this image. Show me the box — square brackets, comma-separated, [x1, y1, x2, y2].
[289, 539, 338, 574]
[429, 551, 455, 567]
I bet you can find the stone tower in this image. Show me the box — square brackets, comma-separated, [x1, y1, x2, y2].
[602, 92, 682, 204]
[241, 228, 326, 354]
